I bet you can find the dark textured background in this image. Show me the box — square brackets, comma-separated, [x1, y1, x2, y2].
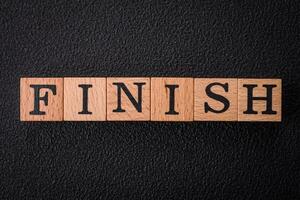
[0, 0, 299, 199]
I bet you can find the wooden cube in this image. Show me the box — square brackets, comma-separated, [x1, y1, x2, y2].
[107, 77, 150, 121]
[20, 78, 63, 121]
[151, 78, 193, 121]
[238, 79, 282, 122]
[194, 78, 238, 121]
[64, 78, 106, 121]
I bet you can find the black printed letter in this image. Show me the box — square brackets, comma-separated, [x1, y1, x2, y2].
[243, 84, 277, 114]
[165, 85, 179, 115]
[78, 84, 93, 115]
[30, 85, 56, 115]
[113, 82, 145, 112]
[204, 82, 230, 113]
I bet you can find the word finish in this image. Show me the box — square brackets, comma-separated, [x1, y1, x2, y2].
[20, 77, 282, 122]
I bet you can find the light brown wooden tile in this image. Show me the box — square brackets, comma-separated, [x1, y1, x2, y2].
[151, 78, 193, 121]
[64, 78, 106, 121]
[107, 77, 150, 121]
[194, 78, 238, 121]
[238, 79, 282, 122]
[20, 78, 63, 121]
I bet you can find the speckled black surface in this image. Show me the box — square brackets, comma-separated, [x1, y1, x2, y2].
[0, 0, 299, 199]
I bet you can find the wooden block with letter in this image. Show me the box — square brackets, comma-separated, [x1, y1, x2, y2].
[20, 77, 63, 121]
[238, 79, 282, 122]
[64, 77, 106, 121]
[194, 78, 238, 121]
[107, 77, 150, 121]
[151, 77, 194, 121]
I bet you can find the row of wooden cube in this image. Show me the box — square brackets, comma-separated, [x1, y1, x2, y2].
[20, 77, 281, 122]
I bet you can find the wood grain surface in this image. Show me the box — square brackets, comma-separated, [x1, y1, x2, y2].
[64, 77, 106, 121]
[20, 78, 63, 121]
